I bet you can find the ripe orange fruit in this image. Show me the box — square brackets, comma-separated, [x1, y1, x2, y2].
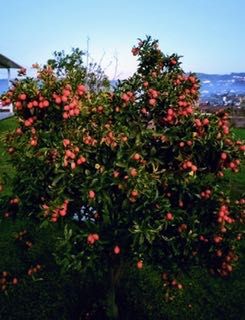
[131, 190, 138, 197]
[166, 212, 174, 221]
[130, 168, 138, 177]
[202, 118, 209, 125]
[93, 233, 100, 241]
[114, 246, 120, 254]
[221, 152, 227, 160]
[88, 190, 96, 199]
[133, 153, 141, 161]
[87, 234, 95, 244]
[19, 93, 27, 101]
[137, 260, 143, 269]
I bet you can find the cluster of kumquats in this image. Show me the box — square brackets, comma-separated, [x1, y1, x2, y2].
[162, 272, 184, 291]
[2, 197, 19, 219]
[15, 229, 33, 249]
[0, 264, 42, 292]
[0, 226, 44, 292]
[42, 200, 69, 222]
[62, 139, 87, 169]
[0, 272, 19, 292]
[53, 83, 86, 119]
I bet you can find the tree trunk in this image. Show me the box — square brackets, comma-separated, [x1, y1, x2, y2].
[106, 280, 119, 319]
[105, 263, 124, 319]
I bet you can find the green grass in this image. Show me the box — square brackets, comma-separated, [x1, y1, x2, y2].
[0, 117, 18, 134]
[224, 127, 245, 198]
[0, 117, 17, 195]
[234, 127, 245, 140]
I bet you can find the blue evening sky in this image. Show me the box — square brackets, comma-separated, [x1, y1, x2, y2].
[0, 0, 244, 79]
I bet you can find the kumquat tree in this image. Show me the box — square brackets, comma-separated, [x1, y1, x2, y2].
[0, 36, 244, 319]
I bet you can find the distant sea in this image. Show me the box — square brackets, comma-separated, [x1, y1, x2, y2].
[197, 73, 245, 100]
[0, 79, 8, 94]
[1, 73, 245, 100]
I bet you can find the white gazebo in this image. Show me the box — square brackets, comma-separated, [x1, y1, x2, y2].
[0, 53, 22, 119]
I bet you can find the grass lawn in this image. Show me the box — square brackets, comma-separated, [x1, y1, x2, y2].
[0, 117, 17, 195]
[0, 117, 18, 133]
[223, 127, 245, 198]
[0, 117, 244, 320]
[234, 127, 245, 140]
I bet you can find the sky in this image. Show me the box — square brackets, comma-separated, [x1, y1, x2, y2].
[0, 0, 245, 79]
